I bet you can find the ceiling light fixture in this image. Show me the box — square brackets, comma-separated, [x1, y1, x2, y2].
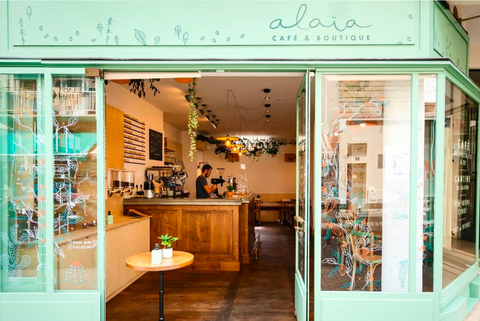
[265, 104, 271, 113]
[265, 114, 271, 122]
[216, 90, 239, 144]
[263, 88, 271, 100]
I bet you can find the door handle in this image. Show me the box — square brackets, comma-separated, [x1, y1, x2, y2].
[294, 215, 304, 231]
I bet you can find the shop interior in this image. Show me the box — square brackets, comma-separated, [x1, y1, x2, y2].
[102, 73, 305, 320]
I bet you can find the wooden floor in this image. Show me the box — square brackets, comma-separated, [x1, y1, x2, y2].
[107, 223, 300, 321]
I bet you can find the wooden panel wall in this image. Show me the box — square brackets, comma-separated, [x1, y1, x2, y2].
[123, 204, 242, 271]
[105, 104, 125, 219]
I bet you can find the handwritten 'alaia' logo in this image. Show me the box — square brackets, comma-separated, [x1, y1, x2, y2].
[269, 3, 372, 32]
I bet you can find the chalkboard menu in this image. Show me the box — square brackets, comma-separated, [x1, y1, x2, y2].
[149, 129, 163, 161]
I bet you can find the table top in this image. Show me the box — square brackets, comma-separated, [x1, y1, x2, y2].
[126, 251, 194, 272]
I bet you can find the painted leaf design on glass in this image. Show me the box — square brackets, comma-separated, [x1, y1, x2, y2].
[67, 116, 78, 127]
[54, 242, 65, 258]
[174, 25, 182, 39]
[328, 265, 339, 277]
[26, 6, 32, 20]
[154, 36, 160, 45]
[182, 31, 189, 45]
[135, 29, 147, 46]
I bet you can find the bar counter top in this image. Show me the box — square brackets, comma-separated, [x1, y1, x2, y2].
[123, 193, 254, 206]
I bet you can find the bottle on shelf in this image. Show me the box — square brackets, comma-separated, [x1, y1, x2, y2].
[107, 210, 114, 225]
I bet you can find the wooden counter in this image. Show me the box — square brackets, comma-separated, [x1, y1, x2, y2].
[124, 194, 255, 271]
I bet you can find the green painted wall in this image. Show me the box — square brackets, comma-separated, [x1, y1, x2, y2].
[0, 0, 466, 66]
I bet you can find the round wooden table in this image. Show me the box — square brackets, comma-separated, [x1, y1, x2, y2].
[126, 251, 194, 321]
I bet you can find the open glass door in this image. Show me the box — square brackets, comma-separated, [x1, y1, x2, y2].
[0, 70, 105, 321]
[295, 71, 311, 320]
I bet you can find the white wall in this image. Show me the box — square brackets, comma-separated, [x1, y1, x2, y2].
[181, 132, 297, 197]
[106, 82, 164, 186]
[163, 122, 182, 144]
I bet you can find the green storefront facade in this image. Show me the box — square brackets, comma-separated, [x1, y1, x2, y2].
[1, 1, 480, 320]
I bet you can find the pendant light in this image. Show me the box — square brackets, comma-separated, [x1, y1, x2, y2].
[216, 90, 239, 145]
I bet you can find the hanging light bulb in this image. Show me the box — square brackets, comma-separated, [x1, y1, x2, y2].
[263, 88, 271, 100]
[265, 114, 271, 122]
[225, 139, 231, 146]
[238, 151, 243, 156]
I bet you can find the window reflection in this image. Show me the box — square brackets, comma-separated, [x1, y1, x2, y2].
[321, 75, 412, 292]
[443, 80, 478, 288]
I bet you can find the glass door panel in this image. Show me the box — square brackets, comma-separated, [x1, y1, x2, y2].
[442, 80, 478, 288]
[52, 76, 98, 290]
[295, 72, 310, 321]
[320, 74, 412, 292]
[0, 74, 46, 292]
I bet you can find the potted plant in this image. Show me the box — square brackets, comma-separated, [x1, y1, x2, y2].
[226, 184, 234, 199]
[158, 234, 179, 258]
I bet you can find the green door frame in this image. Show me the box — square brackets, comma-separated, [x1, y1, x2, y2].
[0, 67, 105, 321]
[295, 70, 311, 321]
[1, 59, 480, 321]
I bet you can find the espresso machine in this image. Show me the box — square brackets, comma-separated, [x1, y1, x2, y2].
[146, 166, 187, 197]
[211, 167, 226, 197]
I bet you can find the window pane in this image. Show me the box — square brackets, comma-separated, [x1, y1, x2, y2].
[443, 80, 478, 288]
[53, 76, 98, 290]
[419, 74, 436, 292]
[0, 75, 46, 292]
[321, 75, 412, 292]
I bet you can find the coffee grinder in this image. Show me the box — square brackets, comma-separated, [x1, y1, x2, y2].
[211, 167, 226, 197]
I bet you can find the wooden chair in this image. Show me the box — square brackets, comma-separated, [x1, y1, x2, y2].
[254, 199, 262, 225]
[349, 230, 382, 291]
[279, 199, 296, 226]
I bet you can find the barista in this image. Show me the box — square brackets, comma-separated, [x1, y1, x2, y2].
[196, 164, 217, 199]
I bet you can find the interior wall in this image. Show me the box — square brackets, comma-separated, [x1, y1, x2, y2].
[163, 122, 182, 144]
[181, 133, 296, 197]
[105, 82, 164, 187]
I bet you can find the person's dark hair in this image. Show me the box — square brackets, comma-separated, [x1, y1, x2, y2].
[201, 164, 213, 173]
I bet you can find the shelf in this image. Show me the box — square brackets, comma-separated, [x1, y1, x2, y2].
[165, 148, 176, 153]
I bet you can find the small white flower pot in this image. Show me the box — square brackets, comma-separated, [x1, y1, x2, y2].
[162, 248, 173, 258]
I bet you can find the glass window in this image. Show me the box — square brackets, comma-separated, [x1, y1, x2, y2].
[443, 80, 478, 288]
[321, 75, 412, 292]
[0, 75, 46, 292]
[52, 76, 98, 290]
[419, 74, 436, 292]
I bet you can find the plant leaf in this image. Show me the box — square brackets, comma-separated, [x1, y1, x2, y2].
[135, 29, 147, 46]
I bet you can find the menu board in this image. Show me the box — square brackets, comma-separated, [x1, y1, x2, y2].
[124, 114, 146, 165]
[149, 129, 163, 161]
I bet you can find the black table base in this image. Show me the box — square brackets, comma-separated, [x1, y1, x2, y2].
[159, 271, 164, 321]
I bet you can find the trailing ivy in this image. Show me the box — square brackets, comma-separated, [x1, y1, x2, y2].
[187, 79, 198, 161]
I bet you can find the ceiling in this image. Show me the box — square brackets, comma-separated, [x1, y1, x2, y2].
[113, 74, 304, 141]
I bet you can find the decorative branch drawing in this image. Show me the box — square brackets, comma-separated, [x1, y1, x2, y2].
[183, 31, 189, 45]
[106, 18, 113, 45]
[0, 225, 32, 285]
[154, 36, 160, 45]
[18, 18, 26, 45]
[114, 35, 120, 45]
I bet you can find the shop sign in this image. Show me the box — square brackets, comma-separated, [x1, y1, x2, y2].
[10, 1, 416, 47]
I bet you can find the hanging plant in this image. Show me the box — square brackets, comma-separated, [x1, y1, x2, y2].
[104, 79, 161, 97]
[214, 145, 231, 159]
[187, 79, 198, 161]
[196, 134, 222, 146]
[129, 79, 161, 98]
